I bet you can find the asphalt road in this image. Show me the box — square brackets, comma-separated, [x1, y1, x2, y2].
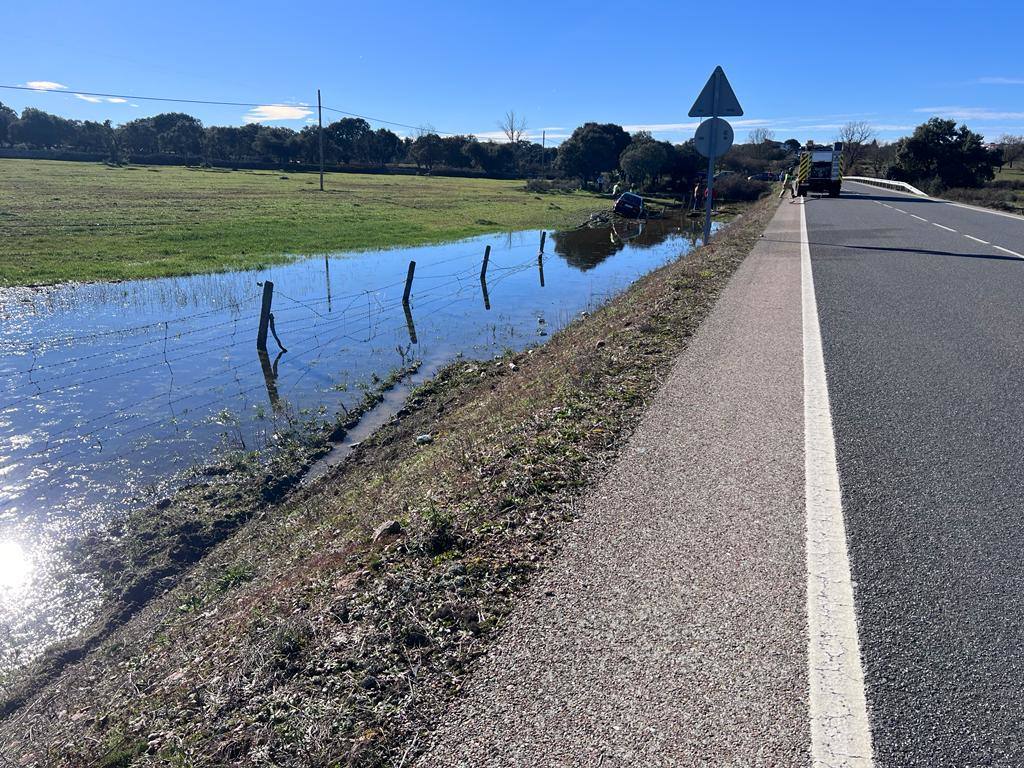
[807, 181, 1024, 766]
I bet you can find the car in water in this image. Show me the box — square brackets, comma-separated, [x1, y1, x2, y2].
[613, 192, 644, 218]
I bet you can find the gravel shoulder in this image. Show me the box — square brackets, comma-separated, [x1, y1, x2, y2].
[417, 199, 810, 767]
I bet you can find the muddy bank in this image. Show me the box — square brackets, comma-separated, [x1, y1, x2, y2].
[1, 195, 778, 767]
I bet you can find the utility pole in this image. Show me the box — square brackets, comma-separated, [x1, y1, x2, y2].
[542, 130, 546, 177]
[317, 88, 324, 192]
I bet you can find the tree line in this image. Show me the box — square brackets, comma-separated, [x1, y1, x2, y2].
[1, 100, 1008, 196]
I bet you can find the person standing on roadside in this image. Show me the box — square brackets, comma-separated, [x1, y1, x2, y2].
[779, 169, 793, 199]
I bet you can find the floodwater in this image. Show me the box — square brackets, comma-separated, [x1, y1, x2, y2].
[0, 213, 716, 673]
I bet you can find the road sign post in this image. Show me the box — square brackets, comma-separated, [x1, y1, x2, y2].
[689, 66, 743, 244]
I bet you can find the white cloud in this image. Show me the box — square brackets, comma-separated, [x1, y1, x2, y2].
[914, 106, 1024, 121]
[24, 80, 67, 90]
[243, 104, 313, 123]
[976, 77, 1024, 85]
[74, 93, 103, 103]
[107, 97, 128, 104]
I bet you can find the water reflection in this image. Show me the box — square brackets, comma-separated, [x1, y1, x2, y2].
[0, 540, 30, 591]
[0, 212, 713, 670]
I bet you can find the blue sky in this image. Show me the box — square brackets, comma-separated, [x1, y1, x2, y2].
[2, 0, 1023, 145]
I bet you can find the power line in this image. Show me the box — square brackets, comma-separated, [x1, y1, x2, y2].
[0, 84, 462, 136]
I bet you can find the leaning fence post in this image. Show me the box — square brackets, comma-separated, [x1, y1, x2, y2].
[403, 261, 416, 305]
[256, 281, 274, 351]
[539, 230, 546, 255]
[480, 245, 491, 281]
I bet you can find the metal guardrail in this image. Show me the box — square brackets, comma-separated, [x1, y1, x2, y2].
[844, 176, 928, 197]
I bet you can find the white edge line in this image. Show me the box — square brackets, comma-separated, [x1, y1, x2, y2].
[893, 208, 907, 214]
[932, 223, 956, 232]
[945, 200, 1024, 223]
[910, 214, 928, 222]
[964, 234, 990, 244]
[801, 201, 875, 767]
[994, 245, 1024, 258]
[881, 203, 893, 209]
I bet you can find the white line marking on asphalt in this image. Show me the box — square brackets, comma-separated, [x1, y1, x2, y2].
[910, 214, 928, 222]
[994, 245, 1024, 258]
[881, 203, 893, 208]
[965, 234, 990, 244]
[932, 223, 957, 232]
[800, 203, 875, 768]
[893, 208, 907, 214]
[946, 200, 1024, 222]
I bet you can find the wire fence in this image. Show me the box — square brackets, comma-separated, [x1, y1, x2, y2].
[4, 244, 546, 468]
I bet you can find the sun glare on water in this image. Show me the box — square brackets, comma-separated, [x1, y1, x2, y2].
[0, 540, 32, 591]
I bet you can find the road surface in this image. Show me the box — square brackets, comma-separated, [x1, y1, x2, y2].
[417, 186, 1024, 767]
[807, 181, 1024, 766]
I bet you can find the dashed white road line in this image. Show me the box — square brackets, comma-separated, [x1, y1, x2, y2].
[965, 234, 990, 244]
[881, 203, 893, 208]
[893, 208, 907, 214]
[932, 223, 957, 232]
[910, 214, 928, 222]
[994, 245, 1024, 258]
[800, 202, 876, 768]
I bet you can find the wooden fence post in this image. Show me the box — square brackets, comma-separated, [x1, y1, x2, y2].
[257, 281, 274, 351]
[403, 261, 416, 305]
[480, 245, 490, 281]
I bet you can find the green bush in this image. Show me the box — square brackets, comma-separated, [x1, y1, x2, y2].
[715, 175, 769, 202]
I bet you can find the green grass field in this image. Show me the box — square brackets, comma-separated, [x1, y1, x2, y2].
[0, 160, 607, 286]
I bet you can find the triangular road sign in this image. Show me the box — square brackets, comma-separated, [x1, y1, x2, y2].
[688, 66, 743, 117]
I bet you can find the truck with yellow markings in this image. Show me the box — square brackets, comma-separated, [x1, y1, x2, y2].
[796, 141, 844, 198]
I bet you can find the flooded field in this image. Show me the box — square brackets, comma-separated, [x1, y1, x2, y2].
[0, 213, 715, 672]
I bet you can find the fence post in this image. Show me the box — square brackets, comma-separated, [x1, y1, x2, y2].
[256, 281, 274, 351]
[403, 302, 418, 344]
[538, 253, 545, 288]
[481, 277, 491, 311]
[403, 260, 416, 305]
[480, 245, 490, 281]
[539, 230, 546, 255]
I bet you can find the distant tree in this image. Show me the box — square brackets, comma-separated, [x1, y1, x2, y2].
[253, 126, 299, 165]
[325, 117, 371, 164]
[0, 101, 16, 144]
[861, 140, 897, 178]
[464, 140, 515, 175]
[159, 120, 204, 157]
[892, 118, 998, 190]
[117, 119, 159, 154]
[619, 139, 670, 188]
[663, 140, 703, 188]
[499, 110, 527, 144]
[409, 133, 444, 170]
[997, 134, 1024, 169]
[9, 108, 60, 148]
[837, 121, 875, 174]
[783, 138, 802, 153]
[556, 122, 631, 182]
[748, 127, 776, 145]
[359, 128, 402, 166]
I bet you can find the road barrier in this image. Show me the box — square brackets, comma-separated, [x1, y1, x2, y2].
[844, 176, 928, 197]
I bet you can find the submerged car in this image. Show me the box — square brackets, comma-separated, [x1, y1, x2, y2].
[613, 192, 644, 218]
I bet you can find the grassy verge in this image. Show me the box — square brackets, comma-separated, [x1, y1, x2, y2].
[0, 160, 606, 286]
[1, 195, 778, 767]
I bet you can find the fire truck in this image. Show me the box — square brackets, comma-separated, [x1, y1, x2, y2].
[796, 141, 844, 197]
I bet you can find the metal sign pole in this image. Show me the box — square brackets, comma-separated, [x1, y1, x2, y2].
[703, 77, 720, 244]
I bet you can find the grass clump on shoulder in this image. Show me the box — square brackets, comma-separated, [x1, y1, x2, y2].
[0, 196, 779, 767]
